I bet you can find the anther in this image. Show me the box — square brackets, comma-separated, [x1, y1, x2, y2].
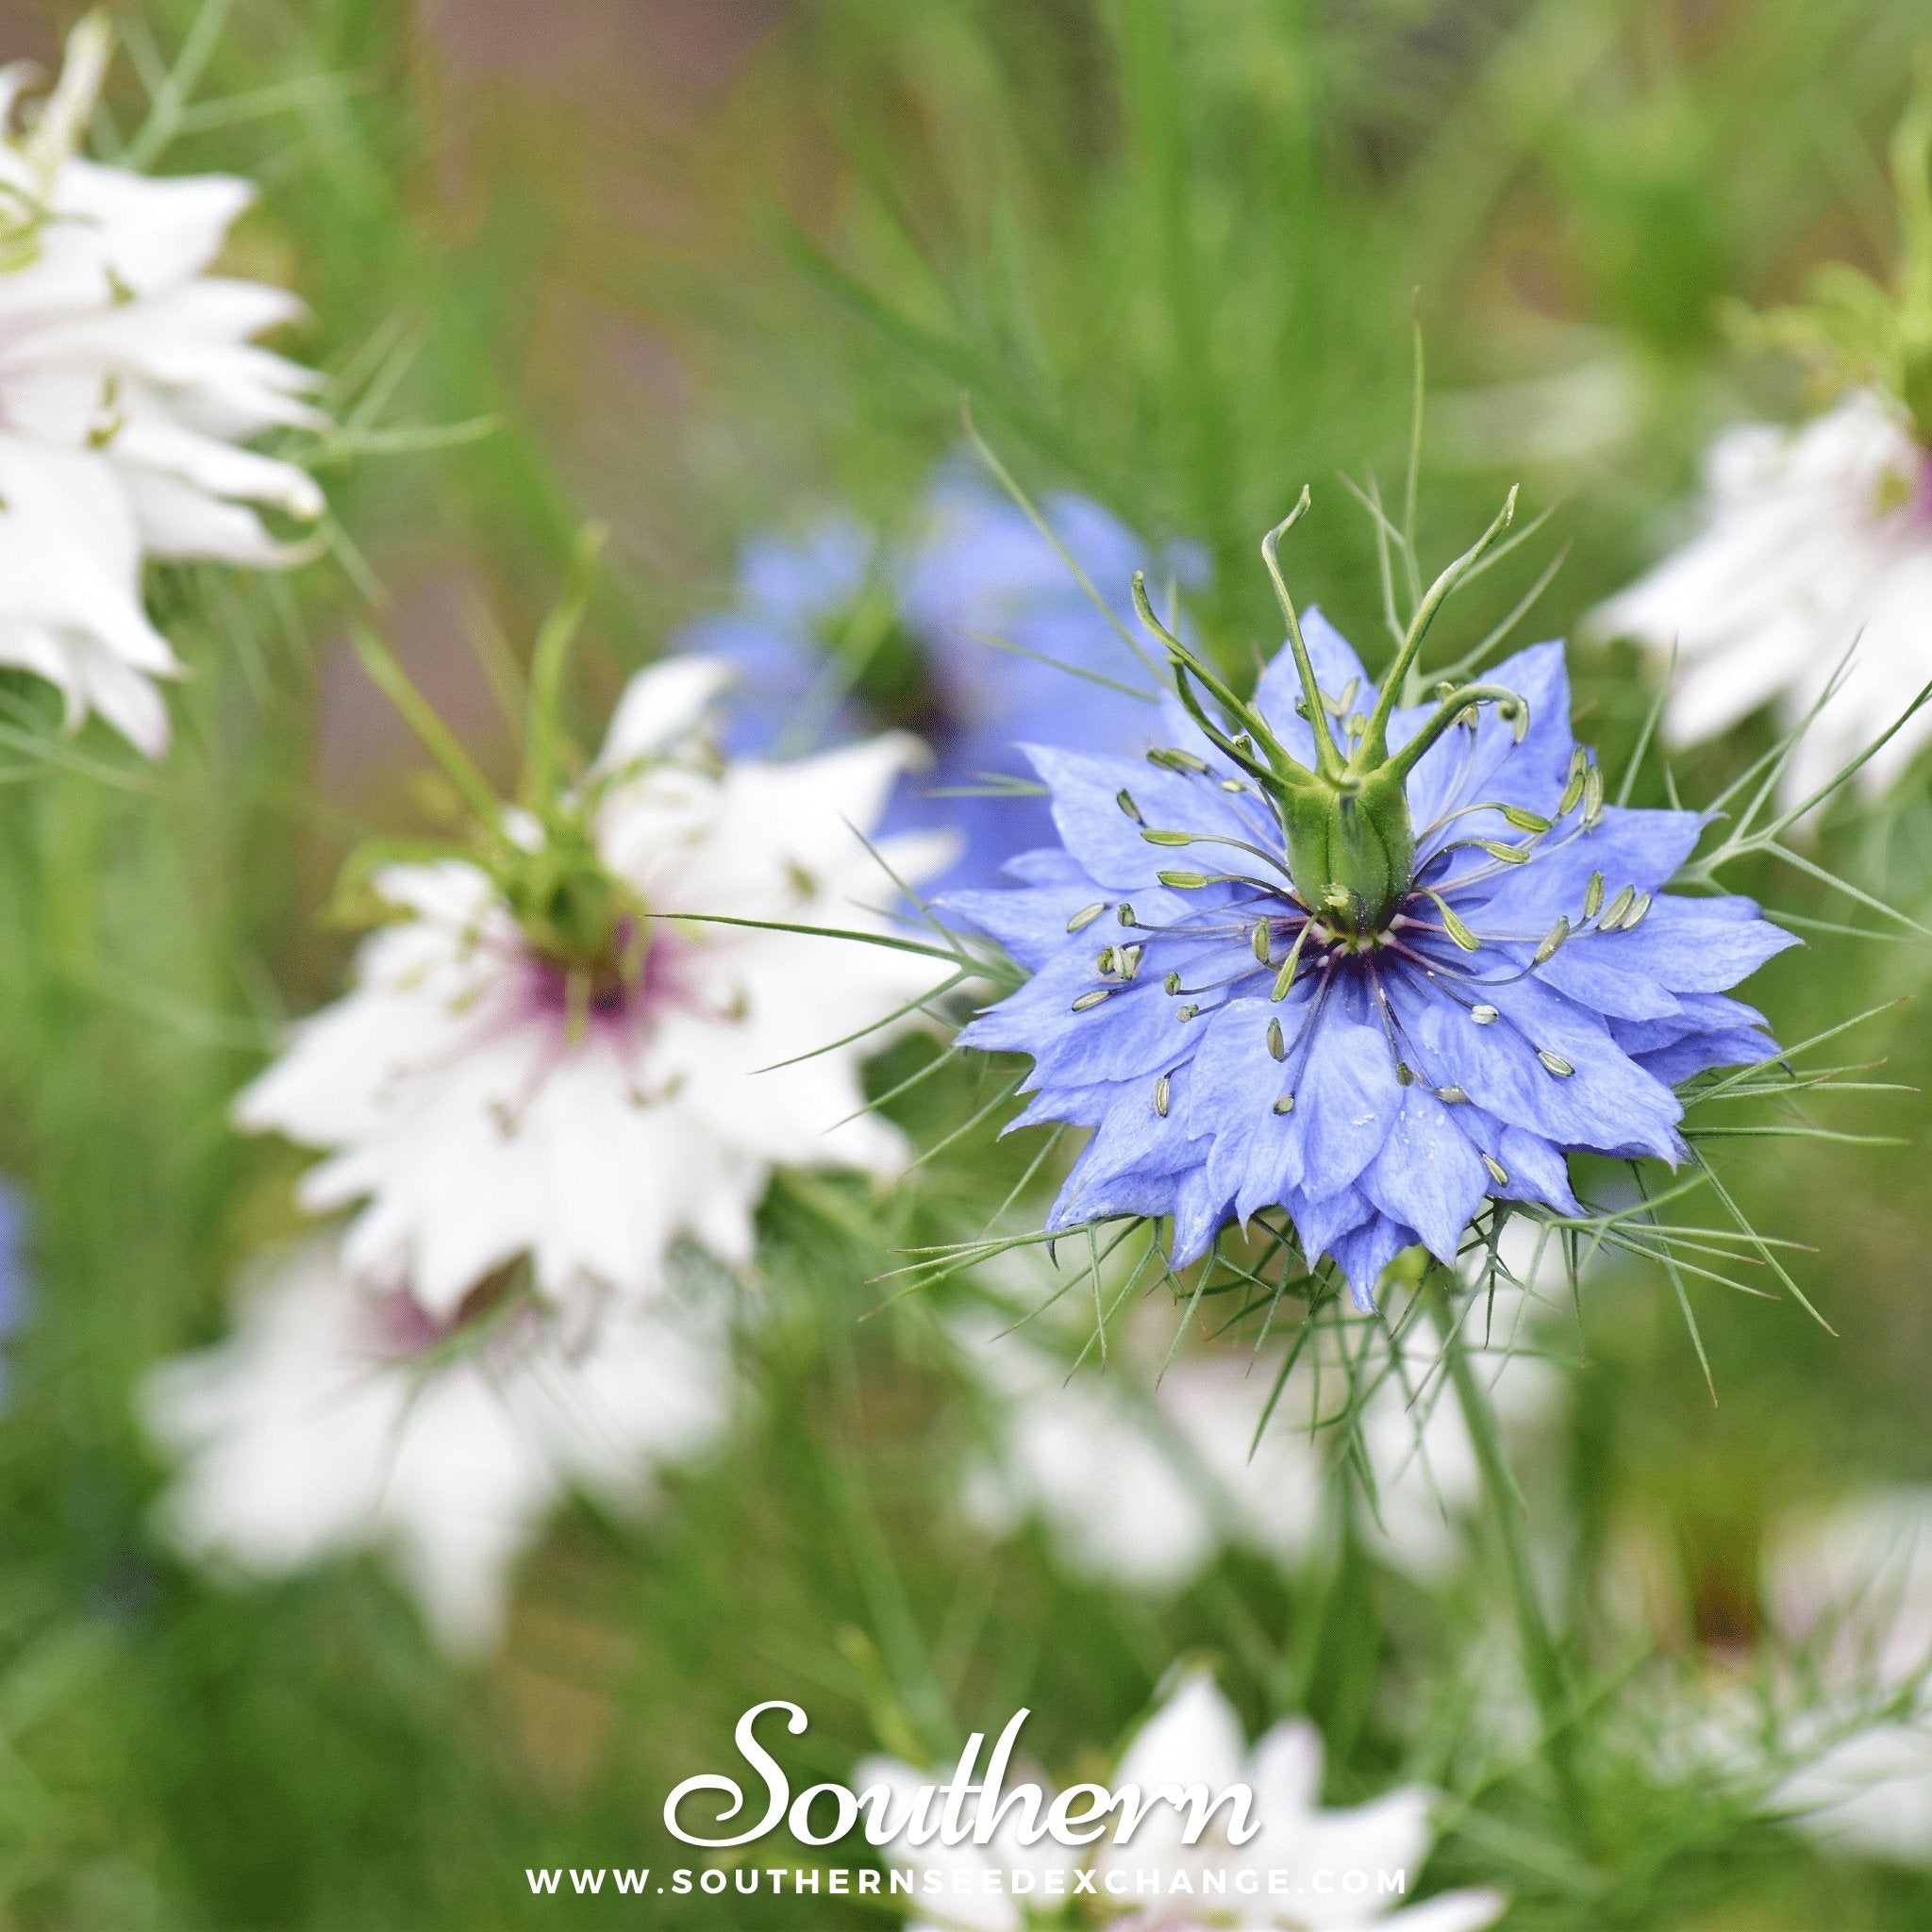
[1176, 1003, 1201, 1023]
[1141, 828, 1194, 847]
[1219, 777, 1246, 793]
[1501, 805, 1550, 833]
[1581, 761, 1605, 827]
[1533, 916, 1570, 965]
[1157, 870, 1213, 889]
[1481, 1153, 1509, 1186]
[1624, 891, 1652, 928]
[1147, 746, 1208, 774]
[1153, 1074, 1171, 1117]
[1475, 840, 1532, 865]
[1118, 905, 1138, 927]
[1266, 1017, 1285, 1059]
[1438, 1085, 1470, 1104]
[1599, 885, 1635, 930]
[1273, 1093, 1296, 1114]
[1071, 990, 1113, 1012]
[1583, 871, 1604, 921]
[1537, 1049, 1574, 1077]
[1096, 946, 1119, 977]
[1163, 971, 1182, 995]
[1558, 747, 1589, 817]
[1119, 943, 1145, 980]
[1067, 901, 1108, 933]
[1117, 788, 1143, 824]
[1470, 1004, 1499, 1024]
[1251, 921, 1272, 964]
[1437, 901, 1480, 953]
[1395, 1061, 1415, 1086]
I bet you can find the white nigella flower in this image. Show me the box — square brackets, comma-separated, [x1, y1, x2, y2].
[237, 654, 946, 1318]
[142, 1237, 731, 1654]
[1591, 391, 1932, 809]
[955, 1225, 1562, 1593]
[0, 15, 325, 754]
[863, 1673, 1505, 1932]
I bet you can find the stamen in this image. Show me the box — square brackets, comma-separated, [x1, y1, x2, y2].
[1471, 1003, 1500, 1024]
[1533, 916, 1571, 965]
[1438, 1084, 1470, 1103]
[1624, 891, 1652, 929]
[1163, 971, 1182, 994]
[1396, 1061, 1415, 1086]
[1537, 1049, 1574, 1077]
[1474, 839, 1533, 866]
[1481, 1153, 1509, 1186]
[1583, 871, 1604, 920]
[1599, 885, 1636, 930]
[1153, 1074, 1171, 1117]
[1266, 1017, 1285, 1059]
[1219, 777, 1246, 793]
[1072, 990, 1114, 1012]
[1118, 904, 1138, 927]
[1273, 1093, 1296, 1114]
[1176, 1003, 1201, 1022]
[1271, 923, 1312, 1001]
[1067, 901, 1108, 933]
[1558, 746, 1589, 817]
[1157, 870, 1214, 890]
[1252, 920, 1273, 964]
[1581, 760, 1605, 826]
[1501, 805, 1551, 832]
[1097, 946, 1120, 977]
[1141, 828, 1195, 846]
[1119, 943, 1145, 980]
[1147, 746, 1209, 774]
[1425, 891, 1480, 953]
[1117, 789, 1143, 824]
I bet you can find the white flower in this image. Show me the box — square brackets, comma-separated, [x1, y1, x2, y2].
[1097, 1674, 1506, 1932]
[237, 658, 946, 1317]
[1757, 1489, 1932, 1864]
[141, 1237, 731, 1654]
[1591, 389, 1932, 808]
[955, 1225, 1562, 1593]
[0, 16, 325, 755]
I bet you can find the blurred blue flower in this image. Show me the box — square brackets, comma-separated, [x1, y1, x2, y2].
[942, 620, 1796, 1307]
[673, 470, 1204, 889]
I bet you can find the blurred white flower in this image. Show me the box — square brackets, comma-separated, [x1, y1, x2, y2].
[863, 1674, 1502, 1932]
[142, 1238, 730, 1654]
[956, 1224, 1564, 1594]
[1097, 1673, 1506, 1932]
[0, 15, 325, 754]
[1758, 1489, 1932, 1865]
[1591, 390, 1932, 808]
[237, 658, 946, 1318]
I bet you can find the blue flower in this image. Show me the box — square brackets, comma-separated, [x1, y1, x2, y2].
[673, 471, 1205, 888]
[942, 589, 1797, 1309]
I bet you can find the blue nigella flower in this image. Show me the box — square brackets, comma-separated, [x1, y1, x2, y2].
[674, 469, 1205, 889]
[941, 503, 1798, 1308]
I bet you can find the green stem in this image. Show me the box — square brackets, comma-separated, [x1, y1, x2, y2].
[1434, 1276, 1592, 1850]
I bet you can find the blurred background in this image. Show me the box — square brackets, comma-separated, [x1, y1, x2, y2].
[0, 0, 1929, 1925]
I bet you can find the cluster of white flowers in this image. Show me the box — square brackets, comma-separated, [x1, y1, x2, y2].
[144, 657, 948, 1644]
[0, 15, 324, 754]
[866, 1671, 1506, 1932]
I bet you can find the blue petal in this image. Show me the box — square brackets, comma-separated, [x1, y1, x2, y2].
[1293, 986, 1404, 1201]
[1584, 894, 1800, 993]
[1455, 807, 1706, 927]
[1360, 1084, 1491, 1262]
[1327, 1212, 1421, 1311]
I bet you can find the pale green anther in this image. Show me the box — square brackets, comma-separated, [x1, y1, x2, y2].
[1158, 870, 1213, 889]
[1482, 1153, 1509, 1186]
[1537, 1049, 1575, 1077]
[1476, 840, 1532, 865]
[1153, 1074, 1172, 1117]
[1558, 748, 1589, 818]
[1600, 885, 1636, 930]
[1271, 924, 1310, 1000]
[1067, 901, 1108, 933]
[1344, 711, 1368, 739]
[1501, 805, 1552, 833]
[1267, 1017, 1285, 1059]
[1141, 828, 1193, 846]
[1177, 1003, 1201, 1022]
[1163, 971, 1182, 994]
[1471, 1003, 1500, 1024]
[1583, 871, 1605, 920]
[1220, 778, 1245, 793]
[1533, 916, 1571, 966]
[1098, 947, 1121, 977]
[1117, 789, 1143, 824]
[1581, 761, 1605, 826]
[1396, 1061, 1415, 1086]
[1625, 891, 1653, 928]
[1118, 905, 1138, 927]
[1148, 746, 1209, 774]
[1252, 921, 1273, 964]
[1072, 989, 1113, 1011]
[1439, 1084, 1470, 1104]
[1273, 1093, 1296, 1114]
[1120, 943, 1145, 980]
[1432, 895, 1480, 952]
